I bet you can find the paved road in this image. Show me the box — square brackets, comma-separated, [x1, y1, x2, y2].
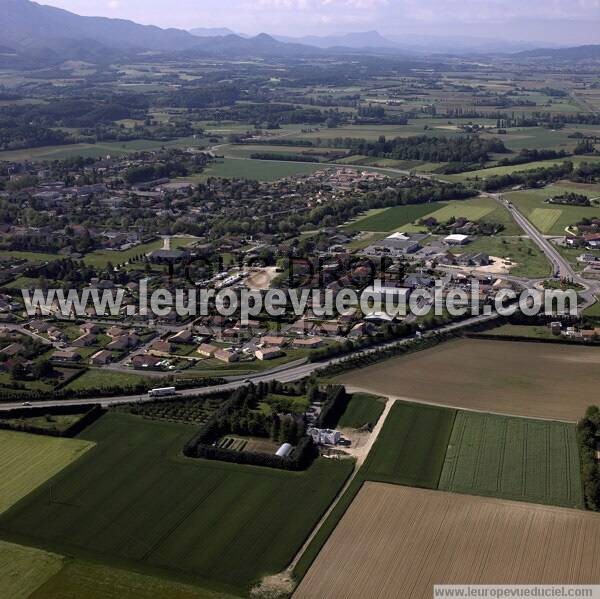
[0, 313, 499, 411]
[488, 193, 599, 311]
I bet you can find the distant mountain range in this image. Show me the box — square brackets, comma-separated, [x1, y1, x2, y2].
[190, 27, 238, 38]
[0, 0, 595, 67]
[1, 0, 199, 52]
[516, 44, 600, 60]
[274, 31, 398, 49]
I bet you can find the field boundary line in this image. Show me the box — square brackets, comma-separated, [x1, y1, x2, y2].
[342, 387, 578, 423]
[285, 396, 398, 575]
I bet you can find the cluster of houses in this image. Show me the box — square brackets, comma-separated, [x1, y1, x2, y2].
[549, 321, 600, 341]
[567, 233, 600, 251]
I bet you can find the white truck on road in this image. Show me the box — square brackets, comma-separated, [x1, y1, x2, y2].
[148, 386, 177, 398]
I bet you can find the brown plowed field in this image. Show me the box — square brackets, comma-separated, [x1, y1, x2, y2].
[337, 339, 600, 421]
[294, 482, 600, 599]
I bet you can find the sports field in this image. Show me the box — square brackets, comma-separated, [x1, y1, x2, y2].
[338, 338, 600, 421]
[0, 430, 93, 514]
[295, 483, 600, 599]
[0, 413, 352, 594]
[439, 412, 583, 508]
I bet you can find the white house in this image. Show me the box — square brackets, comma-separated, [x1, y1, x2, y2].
[307, 427, 341, 445]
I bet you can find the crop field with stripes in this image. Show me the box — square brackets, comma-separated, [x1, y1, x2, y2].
[439, 412, 583, 508]
[295, 483, 600, 599]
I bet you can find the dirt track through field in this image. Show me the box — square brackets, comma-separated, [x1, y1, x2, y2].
[294, 483, 600, 599]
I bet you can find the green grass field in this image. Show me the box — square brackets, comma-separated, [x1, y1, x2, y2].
[529, 208, 562, 233]
[584, 301, 600, 317]
[0, 430, 94, 514]
[64, 370, 151, 392]
[0, 137, 212, 163]
[0, 539, 241, 599]
[0, 413, 352, 595]
[447, 154, 600, 183]
[31, 559, 241, 599]
[0, 250, 62, 264]
[505, 185, 600, 235]
[83, 237, 195, 269]
[0, 540, 64, 599]
[478, 324, 557, 339]
[0, 238, 195, 269]
[421, 195, 522, 235]
[337, 393, 386, 429]
[185, 158, 322, 182]
[363, 401, 456, 488]
[439, 412, 583, 508]
[424, 203, 494, 222]
[344, 202, 446, 232]
[452, 236, 551, 278]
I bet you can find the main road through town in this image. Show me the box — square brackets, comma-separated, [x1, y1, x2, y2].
[0, 312, 499, 411]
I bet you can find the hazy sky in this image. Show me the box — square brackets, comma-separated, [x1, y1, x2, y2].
[37, 0, 600, 43]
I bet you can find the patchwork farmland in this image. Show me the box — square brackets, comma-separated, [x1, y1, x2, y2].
[0, 413, 352, 595]
[338, 338, 600, 421]
[294, 399, 585, 581]
[294, 483, 600, 599]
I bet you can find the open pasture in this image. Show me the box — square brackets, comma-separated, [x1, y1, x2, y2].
[440, 412, 583, 508]
[0, 413, 352, 594]
[337, 338, 600, 421]
[294, 483, 600, 599]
